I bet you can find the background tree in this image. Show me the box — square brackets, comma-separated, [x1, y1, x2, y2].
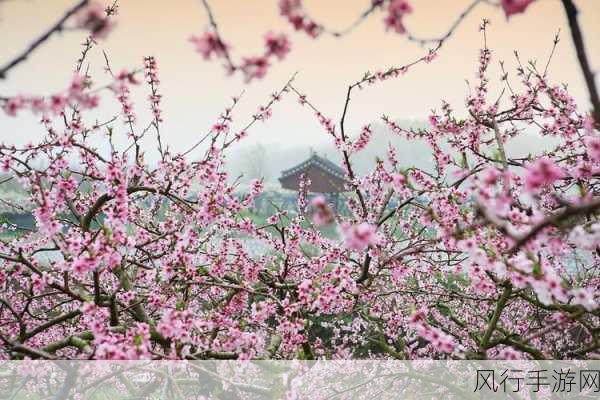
[0, 1, 597, 362]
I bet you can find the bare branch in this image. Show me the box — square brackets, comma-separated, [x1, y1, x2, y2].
[560, 0, 600, 125]
[0, 0, 89, 79]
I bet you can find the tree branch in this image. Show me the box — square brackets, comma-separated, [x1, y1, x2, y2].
[560, 0, 600, 125]
[0, 0, 90, 79]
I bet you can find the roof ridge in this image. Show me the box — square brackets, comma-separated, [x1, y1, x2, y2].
[279, 154, 346, 180]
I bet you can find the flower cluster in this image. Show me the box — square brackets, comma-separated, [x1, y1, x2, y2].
[144, 56, 162, 123]
[523, 158, 565, 193]
[1, 74, 98, 117]
[310, 195, 334, 226]
[190, 29, 291, 82]
[189, 32, 228, 60]
[278, 0, 323, 38]
[340, 222, 379, 251]
[409, 309, 456, 354]
[501, 0, 536, 18]
[383, 0, 413, 34]
[75, 1, 115, 39]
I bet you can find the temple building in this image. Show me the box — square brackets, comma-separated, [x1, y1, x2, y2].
[279, 152, 348, 211]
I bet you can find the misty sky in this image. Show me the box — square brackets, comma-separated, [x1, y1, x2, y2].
[1, 0, 599, 179]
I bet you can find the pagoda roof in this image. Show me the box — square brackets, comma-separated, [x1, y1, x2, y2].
[279, 154, 346, 180]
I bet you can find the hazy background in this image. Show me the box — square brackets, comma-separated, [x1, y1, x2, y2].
[1, 0, 599, 184]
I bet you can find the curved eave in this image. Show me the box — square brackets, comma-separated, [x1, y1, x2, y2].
[279, 159, 346, 181]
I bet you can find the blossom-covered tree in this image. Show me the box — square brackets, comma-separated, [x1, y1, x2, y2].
[0, 1, 598, 361]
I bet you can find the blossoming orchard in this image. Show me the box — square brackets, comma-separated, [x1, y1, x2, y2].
[0, 0, 598, 362]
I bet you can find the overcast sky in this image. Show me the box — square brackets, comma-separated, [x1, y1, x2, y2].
[1, 0, 599, 171]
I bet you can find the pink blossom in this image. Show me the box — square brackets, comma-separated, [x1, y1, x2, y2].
[570, 288, 597, 311]
[311, 195, 334, 225]
[212, 122, 228, 134]
[72, 256, 98, 277]
[391, 173, 407, 190]
[583, 114, 595, 134]
[49, 94, 68, 114]
[341, 222, 378, 251]
[409, 308, 456, 354]
[311, 195, 327, 208]
[482, 167, 502, 186]
[496, 347, 525, 360]
[76, 2, 114, 39]
[424, 51, 437, 63]
[69, 74, 86, 98]
[2, 97, 24, 116]
[352, 125, 373, 152]
[116, 69, 140, 85]
[384, 0, 412, 34]
[30, 97, 47, 114]
[584, 136, 600, 162]
[0, 156, 10, 173]
[279, 0, 323, 38]
[501, 0, 536, 17]
[241, 56, 270, 82]
[264, 31, 291, 60]
[523, 157, 565, 193]
[190, 31, 228, 60]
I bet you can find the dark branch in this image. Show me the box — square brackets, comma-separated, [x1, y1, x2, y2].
[560, 0, 600, 125]
[0, 0, 89, 79]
